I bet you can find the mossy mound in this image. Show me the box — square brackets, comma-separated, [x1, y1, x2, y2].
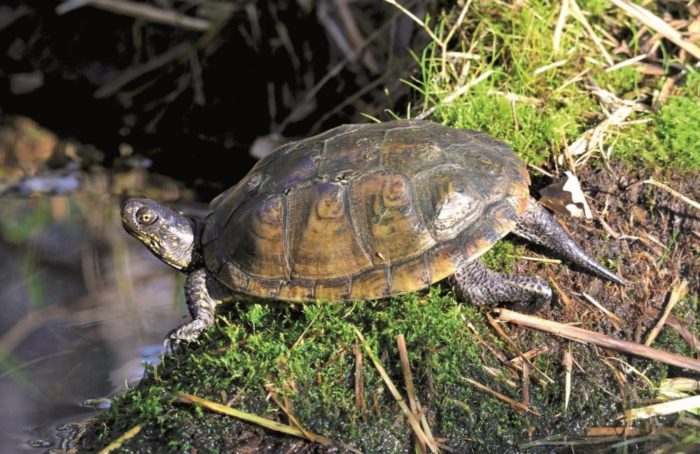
[80, 288, 663, 452]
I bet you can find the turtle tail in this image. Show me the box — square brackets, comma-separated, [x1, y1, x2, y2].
[513, 198, 626, 286]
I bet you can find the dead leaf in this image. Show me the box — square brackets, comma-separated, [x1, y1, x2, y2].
[539, 171, 592, 219]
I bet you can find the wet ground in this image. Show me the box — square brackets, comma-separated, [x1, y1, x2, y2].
[0, 169, 191, 452]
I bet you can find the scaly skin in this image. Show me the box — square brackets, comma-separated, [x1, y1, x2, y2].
[513, 198, 626, 286]
[452, 260, 552, 309]
[165, 268, 221, 352]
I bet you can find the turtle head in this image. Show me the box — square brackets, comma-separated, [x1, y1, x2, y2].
[121, 198, 200, 271]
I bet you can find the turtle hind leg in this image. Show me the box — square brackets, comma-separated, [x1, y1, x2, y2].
[452, 260, 552, 310]
[165, 268, 221, 352]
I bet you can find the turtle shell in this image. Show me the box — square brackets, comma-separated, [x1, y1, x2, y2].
[201, 120, 530, 302]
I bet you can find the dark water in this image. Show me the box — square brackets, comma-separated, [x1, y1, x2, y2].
[0, 187, 186, 452]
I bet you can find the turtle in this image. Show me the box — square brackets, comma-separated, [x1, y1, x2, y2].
[121, 120, 625, 350]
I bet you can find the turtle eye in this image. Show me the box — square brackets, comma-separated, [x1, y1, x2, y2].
[136, 207, 158, 226]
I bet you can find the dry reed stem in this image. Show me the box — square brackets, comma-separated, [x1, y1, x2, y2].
[94, 42, 191, 99]
[481, 315, 554, 385]
[334, 0, 379, 72]
[464, 377, 540, 416]
[97, 425, 142, 454]
[548, 278, 572, 307]
[396, 334, 426, 454]
[644, 280, 689, 347]
[509, 347, 549, 367]
[513, 255, 561, 264]
[563, 347, 573, 412]
[586, 426, 642, 437]
[353, 327, 439, 453]
[533, 59, 568, 75]
[642, 178, 700, 211]
[553, 0, 569, 53]
[644, 309, 700, 352]
[653, 75, 679, 110]
[567, 104, 635, 159]
[383, 0, 443, 46]
[57, 0, 210, 31]
[417, 70, 494, 120]
[609, 0, 700, 61]
[625, 395, 700, 421]
[441, 0, 474, 78]
[496, 309, 700, 373]
[605, 54, 647, 72]
[265, 383, 331, 445]
[177, 392, 334, 443]
[354, 342, 367, 417]
[582, 293, 622, 325]
[568, 0, 614, 65]
[521, 362, 530, 407]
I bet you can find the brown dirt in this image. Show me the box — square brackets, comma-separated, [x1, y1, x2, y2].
[517, 163, 699, 362]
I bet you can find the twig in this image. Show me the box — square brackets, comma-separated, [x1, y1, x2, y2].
[653, 75, 680, 111]
[334, 0, 379, 72]
[464, 378, 540, 416]
[496, 309, 700, 373]
[98, 425, 142, 454]
[644, 280, 689, 347]
[608, 0, 700, 61]
[353, 327, 439, 453]
[509, 347, 549, 367]
[56, 0, 210, 31]
[642, 178, 700, 210]
[521, 362, 530, 408]
[440, 0, 473, 79]
[94, 42, 192, 99]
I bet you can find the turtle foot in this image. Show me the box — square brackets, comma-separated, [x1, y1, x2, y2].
[163, 320, 209, 354]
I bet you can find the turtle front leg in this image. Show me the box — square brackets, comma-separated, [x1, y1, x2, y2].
[452, 260, 552, 310]
[165, 268, 222, 352]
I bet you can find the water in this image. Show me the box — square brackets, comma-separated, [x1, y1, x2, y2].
[0, 181, 187, 452]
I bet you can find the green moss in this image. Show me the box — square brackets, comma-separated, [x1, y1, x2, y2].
[480, 239, 523, 274]
[656, 95, 700, 170]
[594, 66, 644, 96]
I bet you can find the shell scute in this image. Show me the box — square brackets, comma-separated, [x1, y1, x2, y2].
[286, 182, 372, 280]
[349, 170, 435, 264]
